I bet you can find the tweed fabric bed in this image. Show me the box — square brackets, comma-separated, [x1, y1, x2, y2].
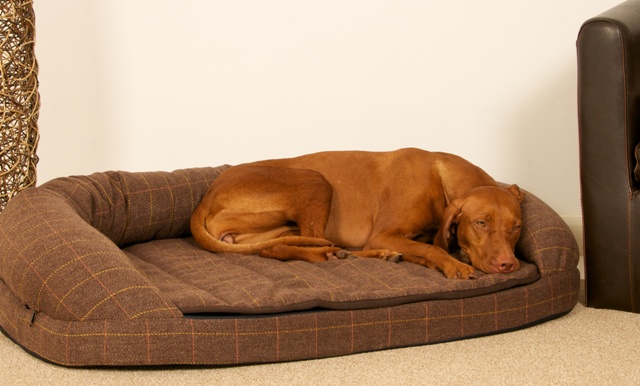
[0, 270, 578, 366]
[0, 166, 580, 366]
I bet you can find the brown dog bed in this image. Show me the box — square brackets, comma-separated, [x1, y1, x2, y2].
[0, 166, 579, 366]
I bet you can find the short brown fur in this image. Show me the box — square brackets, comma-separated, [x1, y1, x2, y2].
[190, 148, 524, 279]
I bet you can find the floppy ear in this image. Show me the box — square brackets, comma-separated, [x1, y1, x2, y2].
[506, 184, 525, 203]
[433, 200, 463, 252]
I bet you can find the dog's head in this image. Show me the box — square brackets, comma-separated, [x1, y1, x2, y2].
[434, 185, 524, 274]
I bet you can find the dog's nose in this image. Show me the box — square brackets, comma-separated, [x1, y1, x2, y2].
[495, 256, 517, 273]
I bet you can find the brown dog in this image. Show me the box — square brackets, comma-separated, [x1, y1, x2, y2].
[190, 148, 524, 279]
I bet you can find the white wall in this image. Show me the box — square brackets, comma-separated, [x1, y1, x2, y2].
[33, 0, 621, 228]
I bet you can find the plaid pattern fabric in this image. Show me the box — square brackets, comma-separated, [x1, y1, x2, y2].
[0, 166, 580, 366]
[0, 272, 578, 366]
[124, 239, 541, 315]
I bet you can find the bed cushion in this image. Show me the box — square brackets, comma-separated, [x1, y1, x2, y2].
[125, 238, 540, 315]
[0, 166, 580, 366]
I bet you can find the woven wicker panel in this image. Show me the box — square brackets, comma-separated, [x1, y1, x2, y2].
[0, 0, 39, 212]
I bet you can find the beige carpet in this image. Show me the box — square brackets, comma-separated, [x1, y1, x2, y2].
[2, 290, 640, 385]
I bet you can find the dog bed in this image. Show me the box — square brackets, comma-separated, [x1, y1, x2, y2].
[0, 166, 579, 367]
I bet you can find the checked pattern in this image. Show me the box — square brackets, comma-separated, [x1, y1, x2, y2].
[0, 166, 579, 366]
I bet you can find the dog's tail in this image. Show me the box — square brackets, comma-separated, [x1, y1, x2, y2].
[190, 209, 333, 255]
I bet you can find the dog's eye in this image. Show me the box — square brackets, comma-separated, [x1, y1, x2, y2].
[475, 221, 486, 228]
[512, 225, 522, 233]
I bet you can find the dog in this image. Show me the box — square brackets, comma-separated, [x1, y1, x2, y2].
[190, 148, 524, 279]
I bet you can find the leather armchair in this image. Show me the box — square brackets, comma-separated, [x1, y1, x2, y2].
[578, 0, 640, 313]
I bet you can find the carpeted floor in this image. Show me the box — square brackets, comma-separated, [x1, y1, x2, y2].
[2, 283, 639, 385]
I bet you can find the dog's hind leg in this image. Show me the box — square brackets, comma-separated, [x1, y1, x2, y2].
[194, 164, 337, 257]
[259, 245, 349, 263]
[346, 249, 403, 262]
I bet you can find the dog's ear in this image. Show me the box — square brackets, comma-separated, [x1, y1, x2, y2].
[433, 199, 463, 252]
[506, 184, 525, 203]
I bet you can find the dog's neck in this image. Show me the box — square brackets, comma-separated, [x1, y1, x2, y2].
[437, 161, 497, 206]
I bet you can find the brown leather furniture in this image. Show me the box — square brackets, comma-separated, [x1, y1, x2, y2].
[578, 0, 640, 313]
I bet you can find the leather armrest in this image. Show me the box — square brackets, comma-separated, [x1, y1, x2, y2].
[578, 1, 640, 191]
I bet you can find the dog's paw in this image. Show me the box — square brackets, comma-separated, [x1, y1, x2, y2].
[443, 262, 476, 280]
[326, 248, 346, 260]
[334, 249, 359, 260]
[377, 250, 403, 263]
[331, 249, 402, 262]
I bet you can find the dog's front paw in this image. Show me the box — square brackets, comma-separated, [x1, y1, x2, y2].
[443, 262, 476, 280]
